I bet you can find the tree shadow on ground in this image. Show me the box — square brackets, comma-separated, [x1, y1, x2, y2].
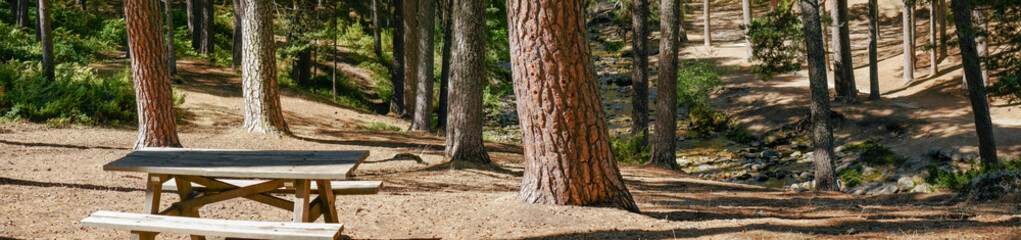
[0, 177, 144, 192]
[0, 139, 130, 150]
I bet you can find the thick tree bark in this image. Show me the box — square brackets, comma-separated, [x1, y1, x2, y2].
[232, 0, 244, 70]
[630, 0, 650, 145]
[401, 0, 419, 118]
[38, 0, 53, 81]
[410, 0, 434, 131]
[868, 0, 879, 100]
[507, 0, 640, 213]
[651, 0, 681, 169]
[166, 0, 177, 75]
[950, 0, 998, 165]
[799, 0, 838, 191]
[199, 0, 213, 54]
[445, 0, 489, 165]
[438, 0, 453, 131]
[742, 0, 752, 56]
[929, 3, 938, 76]
[389, 0, 406, 116]
[242, 0, 290, 135]
[830, 0, 856, 103]
[902, 1, 914, 83]
[125, 0, 182, 149]
[703, 0, 711, 46]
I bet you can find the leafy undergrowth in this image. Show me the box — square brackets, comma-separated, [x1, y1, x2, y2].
[611, 133, 650, 165]
[355, 121, 402, 132]
[927, 157, 1021, 191]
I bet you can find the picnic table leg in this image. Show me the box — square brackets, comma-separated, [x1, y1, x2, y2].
[174, 176, 207, 240]
[131, 174, 166, 240]
[316, 180, 339, 223]
[293, 179, 311, 222]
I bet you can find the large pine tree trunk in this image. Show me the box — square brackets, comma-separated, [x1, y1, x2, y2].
[232, 0, 244, 70]
[389, 0, 406, 116]
[410, 0, 434, 131]
[199, 0, 213, 54]
[630, 0, 650, 145]
[39, 0, 53, 81]
[902, 1, 914, 83]
[401, 0, 419, 119]
[703, 0, 711, 46]
[929, 3, 938, 76]
[125, 0, 182, 149]
[650, 0, 682, 169]
[742, 0, 752, 56]
[241, 0, 290, 135]
[830, 0, 857, 103]
[950, 0, 998, 165]
[868, 0, 880, 100]
[799, 0, 838, 191]
[166, 0, 176, 75]
[444, 0, 489, 165]
[437, 0, 453, 131]
[507, 0, 639, 213]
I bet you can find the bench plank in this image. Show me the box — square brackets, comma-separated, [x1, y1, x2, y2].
[82, 211, 342, 240]
[163, 179, 382, 195]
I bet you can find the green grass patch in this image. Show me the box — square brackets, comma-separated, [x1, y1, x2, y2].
[603, 40, 624, 53]
[356, 121, 402, 132]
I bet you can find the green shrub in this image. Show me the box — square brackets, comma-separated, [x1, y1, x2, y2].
[356, 121, 402, 131]
[603, 40, 624, 53]
[747, 1, 805, 81]
[726, 128, 755, 144]
[676, 60, 725, 108]
[688, 105, 731, 134]
[838, 166, 864, 188]
[0, 22, 38, 61]
[98, 18, 128, 48]
[845, 138, 905, 166]
[927, 157, 1021, 191]
[988, 75, 1021, 105]
[0, 61, 136, 126]
[612, 133, 650, 164]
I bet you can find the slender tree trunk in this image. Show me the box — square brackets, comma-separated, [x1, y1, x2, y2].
[232, 0, 244, 70]
[742, 0, 752, 56]
[166, 0, 177, 75]
[38, 0, 53, 81]
[401, 0, 420, 119]
[16, 0, 29, 29]
[125, 0, 182, 149]
[651, 0, 681, 169]
[373, 0, 384, 60]
[868, 0, 879, 100]
[438, 0, 453, 131]
[974, 8, 988, 85]
[703, 0, 711, 46]
[929, 3, 938, 76]
[11, 0, 18, 26]
[799, 0, 838, 191]
[507, 0, 640, 213]
[410, 0, 434, 131]
[200, 0, 213, 54]
[678, 0, 688, 42]
[902, 1, 914, 83]
[950, 0, 998, 165]
[390, 0, 406, 116]
[76, 0, 86, 10]
[290, 0, 314, 87]
[445, 0, 489, 165]
[242, 0, 290, 135]
[830, 0, 857, 102]
[332, 4, 337, 98]
[630, 0, 650, 145]
[938, 0, 947, 58]
[188, 0, 201, 50]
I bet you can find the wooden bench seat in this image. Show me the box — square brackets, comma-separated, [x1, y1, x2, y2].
[81, 211, 342, 240]
[162, 179, 382, 195]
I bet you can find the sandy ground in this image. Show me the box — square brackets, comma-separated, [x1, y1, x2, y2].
[2, 0, 1021, 239]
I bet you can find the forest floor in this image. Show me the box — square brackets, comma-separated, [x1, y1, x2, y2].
[2, 0, 1021, 239]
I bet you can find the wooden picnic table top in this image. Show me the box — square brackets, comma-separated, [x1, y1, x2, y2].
[103, 148, 370, 180]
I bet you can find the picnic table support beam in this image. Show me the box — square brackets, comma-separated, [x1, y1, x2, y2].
[132, 174, 167, 240]
[174, 179, 287, 210]
[176, 175, 295, 211]
[293, 179, 312, 222]
[316, 180, 339, 223]
[173, 176, 206, 240]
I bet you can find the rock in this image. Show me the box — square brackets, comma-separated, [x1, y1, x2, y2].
[389, 153, 428, 165]
[867, 184, 898, 195]
[896, 176, 916, 191]
[911, 183, 931, 193]
[743, 153, 758, 159]
[800, 172, 812, 180]
[755, 173, 769, 182]
[751, 164, 763, 171]
[790, 151, 803, 158]
[863, 166, 877, 176]
[800, 181, 814, 191]
[960, 170, 1021, 200]
[803, 152, 814, 160]
[761, 150, 781, 159]
[835, 151, 847, 158]
[790, 183, 801, 190]
[834, 145, 847, 153]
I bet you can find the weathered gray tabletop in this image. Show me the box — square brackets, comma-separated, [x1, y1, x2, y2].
[103, 148, 370, 240]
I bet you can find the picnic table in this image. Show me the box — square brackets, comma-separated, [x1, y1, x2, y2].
[94, 148, 373, 240]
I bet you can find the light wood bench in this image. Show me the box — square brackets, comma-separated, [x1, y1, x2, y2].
[82, 211, 343, 240]
[162, 179, 383, 195]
